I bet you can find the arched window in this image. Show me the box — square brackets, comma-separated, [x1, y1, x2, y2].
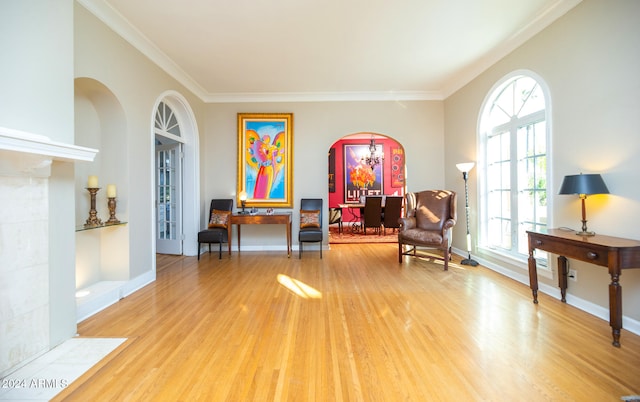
[479, 72, 550, 261]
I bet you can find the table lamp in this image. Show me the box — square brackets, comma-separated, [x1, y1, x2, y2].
[558, 173, 609, 236]
[239, 191, 248, 214]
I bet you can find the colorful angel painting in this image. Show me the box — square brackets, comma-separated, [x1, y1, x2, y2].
[237, 113, 293, 208]
[245, 122, 286, 199]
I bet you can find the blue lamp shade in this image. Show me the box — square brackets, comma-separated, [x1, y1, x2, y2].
[558, 173, 609, 196]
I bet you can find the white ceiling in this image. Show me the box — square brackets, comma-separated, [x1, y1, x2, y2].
[79, 0, 580, 102]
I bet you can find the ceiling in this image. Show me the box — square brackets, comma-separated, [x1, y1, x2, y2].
[79, 0, 580, 102]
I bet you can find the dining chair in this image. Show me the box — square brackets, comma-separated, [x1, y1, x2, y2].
[382, 196, 403, 235]
[328, 207, 343, 234]
[361, 196, 383, 235]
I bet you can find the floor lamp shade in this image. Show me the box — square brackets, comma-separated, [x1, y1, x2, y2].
[558, 173, 609, 236]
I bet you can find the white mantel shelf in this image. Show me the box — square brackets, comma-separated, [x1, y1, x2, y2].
[0, 126, 98, 162]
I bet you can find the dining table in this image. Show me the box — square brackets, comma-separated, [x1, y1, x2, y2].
[338, 202, 386, 233]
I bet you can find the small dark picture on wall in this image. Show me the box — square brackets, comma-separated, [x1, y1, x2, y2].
[328, 147, 336, 193]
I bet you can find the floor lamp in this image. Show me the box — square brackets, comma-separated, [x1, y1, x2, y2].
[456, 162, 478, 266]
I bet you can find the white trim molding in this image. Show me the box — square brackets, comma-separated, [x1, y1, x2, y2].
[0, 126, 98, 162]
[452, 246, 640, 337]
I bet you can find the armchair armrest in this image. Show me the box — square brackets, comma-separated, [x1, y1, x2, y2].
[398, 217, 416, 231]
[443, 218, 456, 231]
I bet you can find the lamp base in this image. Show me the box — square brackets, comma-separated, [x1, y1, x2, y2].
[461, 258, 478, 266]
[576, 231, 596, 236]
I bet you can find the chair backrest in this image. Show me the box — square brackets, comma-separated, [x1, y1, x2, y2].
[328, 207, 342, 224]
[300, 198, 323, 228]
[363, 196, 383, 227]
[383, 196, 403, 228]
[410, 190, 456, 231]
[210, 199, 233, 214]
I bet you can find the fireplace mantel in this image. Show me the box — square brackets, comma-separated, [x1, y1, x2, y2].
[0, 126, 98, 162]
[0, 126, 98, 377]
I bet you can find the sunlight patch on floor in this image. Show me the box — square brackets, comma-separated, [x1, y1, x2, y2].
[277, 274, 322, 299]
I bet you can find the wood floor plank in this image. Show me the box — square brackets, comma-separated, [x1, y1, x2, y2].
[54, 244, 640, 401]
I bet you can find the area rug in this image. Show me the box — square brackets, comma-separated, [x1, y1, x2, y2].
[328, 224, 398, 244]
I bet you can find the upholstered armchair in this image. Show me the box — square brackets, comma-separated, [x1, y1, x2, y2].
[198, 199, 233, 260]
[398, 190, 457, 270]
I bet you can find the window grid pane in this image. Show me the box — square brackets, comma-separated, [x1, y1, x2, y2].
[481, 75, 547, 260]
[157, 148, 177, 241]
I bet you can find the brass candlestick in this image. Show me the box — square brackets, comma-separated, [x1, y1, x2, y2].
[106, 197, 120, 225]
[84, 187, 103, 227]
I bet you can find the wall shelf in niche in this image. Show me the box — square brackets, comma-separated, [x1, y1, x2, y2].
[75, 222, 127, 232]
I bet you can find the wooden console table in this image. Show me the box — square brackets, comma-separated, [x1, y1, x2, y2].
[527, 228, 640, 347]
[230, 213, 292, 257]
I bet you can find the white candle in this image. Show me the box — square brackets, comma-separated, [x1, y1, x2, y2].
[107, 184, 117, 198]
[88, 175, 98, 188]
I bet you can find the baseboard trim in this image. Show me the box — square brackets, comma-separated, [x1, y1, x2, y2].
[76, 270, 156, 323]
[451, 246, 640, 337]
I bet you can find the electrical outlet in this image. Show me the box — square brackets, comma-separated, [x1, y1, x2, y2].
[568, 269, 577, 282]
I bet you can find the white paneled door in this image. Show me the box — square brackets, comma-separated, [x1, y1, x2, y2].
[156, 143, 182, 254]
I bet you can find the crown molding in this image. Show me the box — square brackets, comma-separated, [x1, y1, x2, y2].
[79, 0, 580, 103]
[78, 1, 443, 103]
[77, 0, 209, 100]
[203, 90, 444, 103]
[441, 0, 582, 98]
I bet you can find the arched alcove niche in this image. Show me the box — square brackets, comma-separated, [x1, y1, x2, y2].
[74, 77, 130, 295]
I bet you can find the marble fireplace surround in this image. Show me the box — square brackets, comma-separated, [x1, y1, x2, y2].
[0, 126, 97, 377]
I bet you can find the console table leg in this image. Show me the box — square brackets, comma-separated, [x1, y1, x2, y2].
[528, 253, 539, 304]
[558, 256, 568, 302]
[287, 222, 291, 258]
[609, 272, 622, 347]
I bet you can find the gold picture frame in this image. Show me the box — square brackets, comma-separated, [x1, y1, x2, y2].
[237, 113, 294, 208]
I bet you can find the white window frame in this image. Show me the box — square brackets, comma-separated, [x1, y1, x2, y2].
[477, 70, 554, 272]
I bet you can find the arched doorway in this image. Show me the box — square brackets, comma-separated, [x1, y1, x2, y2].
[327, 132, 406, 243]
[152, 91, 200, 256]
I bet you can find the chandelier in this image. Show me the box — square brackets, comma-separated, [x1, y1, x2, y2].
[362, 136, 384, 170]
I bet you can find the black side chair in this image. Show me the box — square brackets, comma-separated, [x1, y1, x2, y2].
[328, 207, 343, 234]
[382, 196, 403, 235]
[198, 199, 233, 260]
[299, 198, 323, 259]
[362, 196, 382, 235]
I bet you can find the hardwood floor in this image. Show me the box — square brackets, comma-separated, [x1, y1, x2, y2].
[55, 244, 640, 401]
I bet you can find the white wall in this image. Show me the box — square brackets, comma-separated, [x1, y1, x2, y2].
[74, 4, 204, 279]
[444, 0, 640, 322]
[203, 101, 445, 248]
[0, 0, 77, 373]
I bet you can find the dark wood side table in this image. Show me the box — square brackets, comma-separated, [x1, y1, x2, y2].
[230, 213, 292, 257]
[527, 228, 640, 347]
